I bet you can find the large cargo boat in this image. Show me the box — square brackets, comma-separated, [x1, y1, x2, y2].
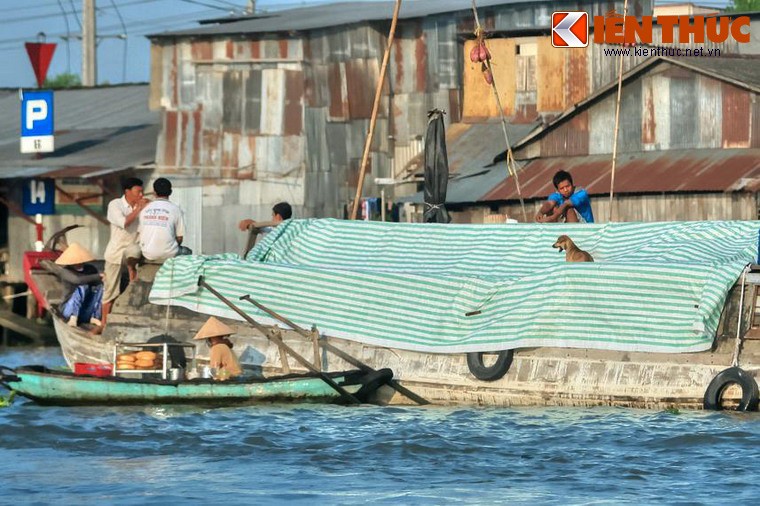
[32, 219, 760, 410]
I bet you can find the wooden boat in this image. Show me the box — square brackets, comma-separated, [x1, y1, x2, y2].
[0, 365, 393, 406]
[26, 220, 760, 411]
[30, 263, 759, 411]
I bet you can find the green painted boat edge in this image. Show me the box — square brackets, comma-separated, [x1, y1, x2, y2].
[3, 366, 375, 406]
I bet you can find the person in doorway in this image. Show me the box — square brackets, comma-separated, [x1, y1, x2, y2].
[139, 177, 189, 262]
[535, 170, 595, 224]
[193, 316, 242, 381]
[52, 243, 103, 328]
[95, 177, 148, 335]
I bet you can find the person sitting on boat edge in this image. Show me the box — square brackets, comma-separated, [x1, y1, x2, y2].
[95, 177, 149, 335]
[139, 177, 191, 262]
[238, 202, 293, 257]
[535, 170, 595, 224]
[51, 243, 103, 328]
[238, 201, 292, 233]
[193, 316, 242, 381]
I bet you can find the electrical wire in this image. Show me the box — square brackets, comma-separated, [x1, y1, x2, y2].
[0, 0, 168, 24]
[177, 0, 237, 11]
[108, 0, 129, 82]
[55, 0, 72, 73]
[0, 6, 219, 48]
[67, 0, 82, 29]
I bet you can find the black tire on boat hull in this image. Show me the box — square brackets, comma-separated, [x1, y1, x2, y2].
[703, 367, 760, 411]
[466, 351, 514, 382]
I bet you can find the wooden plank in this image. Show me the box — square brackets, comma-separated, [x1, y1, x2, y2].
[239, 294, 429, 405]
[536, 36, 565, 112]
[0, 310, 55, 342]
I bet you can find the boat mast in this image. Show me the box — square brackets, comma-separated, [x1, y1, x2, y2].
[471, 0, 528, 222]
[608, 0, 630, 223]
[350, 0, 403, 220]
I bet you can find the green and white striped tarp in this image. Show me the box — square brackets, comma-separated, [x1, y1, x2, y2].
[150, 219, 759, 354]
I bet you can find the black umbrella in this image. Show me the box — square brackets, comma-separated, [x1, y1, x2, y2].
[423, 109, 451, 224]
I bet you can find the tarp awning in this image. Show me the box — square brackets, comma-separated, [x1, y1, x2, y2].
[150, 219, 760, 354]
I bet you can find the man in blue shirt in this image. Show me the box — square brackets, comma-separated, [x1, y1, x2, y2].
[535, 170, 594, 223]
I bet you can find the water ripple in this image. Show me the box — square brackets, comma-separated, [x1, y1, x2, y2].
[1, 349, 760, 504]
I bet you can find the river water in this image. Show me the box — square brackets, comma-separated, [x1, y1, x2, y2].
[1, 347, 759, 504]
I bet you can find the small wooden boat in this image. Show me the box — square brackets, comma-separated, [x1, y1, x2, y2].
[0, 365, 393, 406]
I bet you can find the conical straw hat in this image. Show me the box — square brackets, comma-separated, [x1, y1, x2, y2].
[55, 242, 96, 266]
[193, 316, 235, 340]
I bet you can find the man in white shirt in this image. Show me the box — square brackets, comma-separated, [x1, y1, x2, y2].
[139, 178, 187, 261]
[95, 177, 148, 335]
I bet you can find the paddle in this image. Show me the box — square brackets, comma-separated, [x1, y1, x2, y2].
[197, 276, 362, 405]
[239, 294, 430, 406]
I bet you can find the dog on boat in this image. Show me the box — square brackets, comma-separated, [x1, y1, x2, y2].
[552, 235, 594, 262]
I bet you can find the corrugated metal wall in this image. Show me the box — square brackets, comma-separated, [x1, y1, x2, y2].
[150, 1, 657, 244]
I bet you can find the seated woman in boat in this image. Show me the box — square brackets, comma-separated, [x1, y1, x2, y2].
[193, 316, 242, 381]
[46, 243, 104, 327]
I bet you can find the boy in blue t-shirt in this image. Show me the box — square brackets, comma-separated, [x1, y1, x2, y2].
[535, 170, 594, 223]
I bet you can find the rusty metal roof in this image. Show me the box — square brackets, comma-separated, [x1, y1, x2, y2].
[482, 148, 760, 202]
[514, 55, 760, 151]
[406, 121, 539, 175]
[149, 0, 542, 38]
[661, 56, 760, 94]
[399, 120, 540, 204]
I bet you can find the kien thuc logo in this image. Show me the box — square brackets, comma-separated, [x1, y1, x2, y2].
[552, 12, 589, 48]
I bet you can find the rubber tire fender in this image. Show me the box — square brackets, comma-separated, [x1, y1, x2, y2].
[466, 350, 514, 382]
[703, 367, 760, 412]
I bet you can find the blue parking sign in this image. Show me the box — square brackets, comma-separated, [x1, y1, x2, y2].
[22, 178, 56, 215]
[20, 90, 54, 153]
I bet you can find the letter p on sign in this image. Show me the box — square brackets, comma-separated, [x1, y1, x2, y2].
[552, 12, 589, 48]
[25, 100, 48, 130]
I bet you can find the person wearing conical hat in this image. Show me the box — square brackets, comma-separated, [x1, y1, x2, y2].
[53, 243, 104, 328]
[193, 317, 242, 380]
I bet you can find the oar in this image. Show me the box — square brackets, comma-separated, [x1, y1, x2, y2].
[197, 276, 362, 405]
[240, 294, 430, 406]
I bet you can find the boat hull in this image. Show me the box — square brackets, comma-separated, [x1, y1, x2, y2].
[48, 266, 760, 410]
[2, 366, 376, 406]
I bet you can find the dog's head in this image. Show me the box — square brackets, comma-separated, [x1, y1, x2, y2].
[552, 235, 573, 252]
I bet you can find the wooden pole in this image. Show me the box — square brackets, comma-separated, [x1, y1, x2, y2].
[608, 0, 629, 223]
[240, 294, 429, 405]
[82, 0, 97, 87]
[471, 0, 527, 222]
[198, 277, 362, 404]
[350, 0, 402, 220]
